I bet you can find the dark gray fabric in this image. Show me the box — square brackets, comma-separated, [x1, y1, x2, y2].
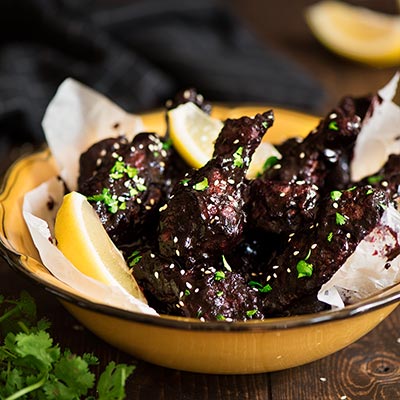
[0, 0, 324, 147]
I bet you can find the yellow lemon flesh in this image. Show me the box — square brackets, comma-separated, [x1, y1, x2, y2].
[55, 191, 146, 302]
[305, 0, 400, 67]
[168, 102, 224, 169]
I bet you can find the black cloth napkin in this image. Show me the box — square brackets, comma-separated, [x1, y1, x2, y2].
[0, 0, 324, 150]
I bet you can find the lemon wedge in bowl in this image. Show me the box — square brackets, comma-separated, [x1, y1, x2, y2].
[168, 102, 224, 168]
[305, 0, 400, 67]
[54, 191, 146, 302]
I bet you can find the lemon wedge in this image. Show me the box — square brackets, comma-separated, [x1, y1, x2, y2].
[54, 191, 146, 302]
[168, 102, 224, 168]
[305, 0, 400, 67]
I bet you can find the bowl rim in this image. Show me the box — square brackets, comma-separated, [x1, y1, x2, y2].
[1, 148, 400, 333]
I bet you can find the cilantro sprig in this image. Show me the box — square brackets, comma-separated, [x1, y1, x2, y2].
[0, 291, 134, 399]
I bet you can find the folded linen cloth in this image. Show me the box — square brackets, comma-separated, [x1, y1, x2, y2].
[0, 0, 323, 148]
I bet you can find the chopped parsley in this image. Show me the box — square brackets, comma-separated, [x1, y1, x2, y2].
[366, 188, 374, 195]
[162, 138, 173, 150]
[127, 250, 142, 267]
[216, 291, 224, 297]
[262, 155, 279, 173]
[185, 289, 191, 296]
[214, 271, 226, 281]
[233, 146, 244, 168]
[109, 157, 138, 180]
[367, 175, 384, 184]
[246, 309, 258, 318]
[296, 259, 313, 278]
[335, 212, 347, 225]
[248, 281, 272, 293]
[327, 231, 333, 242]
[216, 314, 226, 321]
[87, 188, 125, 214]
[180, 177, 190, 186]
[330, 190, 342, 201]
[328, 121, 339, 131]
[261, 121, 269, 129]
[193, 177, 209, 191]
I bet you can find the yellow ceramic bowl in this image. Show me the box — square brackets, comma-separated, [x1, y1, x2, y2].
[1, 105, 400, 375]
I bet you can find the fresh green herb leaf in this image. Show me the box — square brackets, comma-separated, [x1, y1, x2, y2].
[185, 289, 191, 296]
[367, 175, 384, 184]
[216, 314, 226, 321]
[214, 271, 225, 281]
[216, 291, 223, 297]
[296, 260, 313, 278]
[366, 189, 374, 195]
[304, 249, 312, 261]
[248, 281, 272, 293]
[327, 232, 333, 242]
[246, 309, 258, 318]
[193, 177, 209, 191]
[261, 121, 269, 129]
[221, 255, 232, 272]
[162, 138, 173, 150]
[233, 146, 244, 168]
[180, 178, 190, 186]
[127, 250, 142, 267]
[262, 156, 279, 173]
[335, 212, 347, 225]
[330, 190, 342, 201]
[328, 121, 339, 131]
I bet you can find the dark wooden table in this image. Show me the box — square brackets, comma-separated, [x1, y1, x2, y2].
[2, 1, 400, 399]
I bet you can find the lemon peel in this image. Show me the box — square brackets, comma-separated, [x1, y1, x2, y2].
[305, 0, 400, 67]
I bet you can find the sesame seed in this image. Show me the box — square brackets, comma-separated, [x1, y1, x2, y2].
[150, 253, 155, 259]
[183, 89, 191, 99]
[299, 152, 305, 159]
[200, 317, 205, 322]
[180, 269, 185, 275]
[169, 264, 175, 269]
[346, 233, 351, 238]
[311, 243, 317, 249]
[111, 152, 119, 158]
[320, 377, 327, 382]
[136, 198, 142, 204]
[179, 291, 184, 298]
[289, 232, 295, 237]
[251, 272, 257, 276]
[179, 300, 185, 307]
[287, 268, 291, 273]
[296, 180, 306, 185]
[340, 396, 347, 400]
[160, 161, 166, 168]
[149, 198, 155, 205]
[266, 275, 271, 281]
[96, 158, 102, 167]
[130, 146, 136, 152]
[333, 202, 338, 208]
[233, 139, 239, 144]
[228, 195, 235, 201]
[176, 249, 180, 257]
[272, 265, 279, 269]
[329, 113, 337, 119]
[138, 144, 144, 150]
[381, 181, 388, 187]
[186, 282, 193, 289]
[176, 303, 181, 308]
[226, 318, 233, 322]
[293, 250, 300, 256]
[273, 164, 282, 170]
[159, 204, 168, 212]
[227, 178, 235, 184]
[273, 273, 277, 279]
[100, 149, 107, 157]
[154, 271, 159, 279]
[173, 236, 178, 243]
[312, 184, 319, 191]
[214, 180, 220, 185]
[145, 205, 152, 210]
[161, 149, 167, 158]
[279, 192, 286, 197]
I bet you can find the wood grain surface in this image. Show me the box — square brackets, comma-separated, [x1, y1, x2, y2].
[2, 0, 400, 399]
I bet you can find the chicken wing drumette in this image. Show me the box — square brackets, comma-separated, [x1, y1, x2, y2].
[248, 94, 380, 234]
[78, 132, 175, 247]
[132, 110, 274, 321]
[257, 185, 390, 316]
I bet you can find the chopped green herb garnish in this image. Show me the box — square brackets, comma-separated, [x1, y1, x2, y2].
[162, 138, 173, 150]
[304, 249, 312, 261]
[153, 151, 159, 157]
[233, 146, 244, 168]
[180, 177, 190, 186]
[330, 190, 342, 201]
[128, 250, 142, 267]
[327, 231, 333, 242]
[262, 155, 279, 173]
[185, 289, 191, 296]
[193, 177, 209, 191]
[216, 314, 226, 321]
[222, 255, 232, 272]
[136, 182, 147, 192]
[214, 271, 226, 281]
[248, 281, 272, 293]
[296, 260, 313, 278]
[216, 291, 224, 297]
[366, 188, 374, 195]
[346, 185, 357, 191]
[335, 212, 347, 225]
[367, 175, 384, 184]
[87, 188, 123, 214]
[261, 121, 269, 129]
[328, 121, 339, 131]
[246, 309, 258, 317]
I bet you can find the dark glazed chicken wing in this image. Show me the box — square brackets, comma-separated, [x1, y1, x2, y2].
[158, 110, 274, 267]
[249, 94, 379, 234]
[258, 186, 389, 316]
[78, 132, 174, 247]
